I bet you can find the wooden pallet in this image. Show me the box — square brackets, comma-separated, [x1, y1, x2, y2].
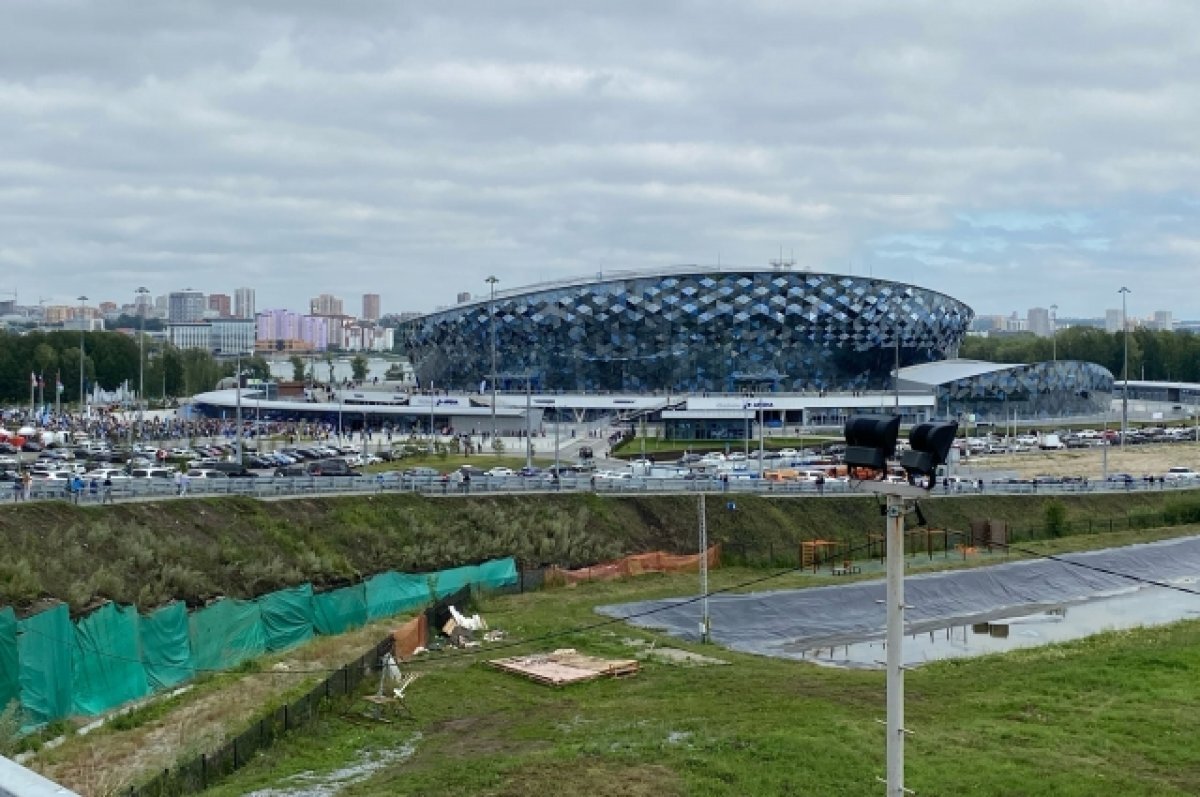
[489, 649, 640, 686]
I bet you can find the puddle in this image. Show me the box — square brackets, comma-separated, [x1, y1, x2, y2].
[244, 733, 421, 797]
[795, 583, 1200, 669]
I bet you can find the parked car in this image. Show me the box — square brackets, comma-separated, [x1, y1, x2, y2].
[185, 469, 229, 479]
[1163, 467, 1200, 482]
[305, 459, 359, 477]
[130, 467, 176, 480]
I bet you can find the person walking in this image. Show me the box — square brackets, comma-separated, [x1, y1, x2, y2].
[102, 475, 114, 504]
[22, 471, 32, 501]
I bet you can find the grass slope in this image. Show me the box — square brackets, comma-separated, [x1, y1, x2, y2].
[2, 490, 1200, 613]
[194, 566, 1200, 797]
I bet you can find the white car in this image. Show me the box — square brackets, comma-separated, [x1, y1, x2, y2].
[84, 468, 130, 482]
[487, 467, 515, 478]
[1163, 467, 1200, 482]
[185, 469, 229, 479]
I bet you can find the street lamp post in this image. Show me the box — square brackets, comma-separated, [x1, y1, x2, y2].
[136, 287, 149, 440]
[1119, 287, 1131, 448]
[1050, 304, 1058, 362]
[77, 295, 88, 415]
[235, 350, 244, 466]
[486, 275, 499, 442]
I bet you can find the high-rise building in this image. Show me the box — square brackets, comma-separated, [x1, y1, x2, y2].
[168, 290, 206, 323]
[234, 287, 256, 320]
[208, 294, 232, 317]
[310, 294, 345, 316]
[362, 293, 381, 321]
[1105, 309, 1122, 333]
[209, 318, 257, 353]
[456, 292, 472, 304]
[134, 290, 153, 316]
[1152, 310, 1174, 331]
[1027, 307, 1051, 337]
[256, 309, 331, 351]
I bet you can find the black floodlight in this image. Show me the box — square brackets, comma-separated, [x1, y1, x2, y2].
[900, 421, 959, 482]
[843, 414, 901, 471]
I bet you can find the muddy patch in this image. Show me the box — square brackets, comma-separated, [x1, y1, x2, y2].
[244, 733, 421, 797]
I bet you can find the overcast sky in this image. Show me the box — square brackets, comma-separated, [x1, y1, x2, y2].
[3, 1, 1199, 320]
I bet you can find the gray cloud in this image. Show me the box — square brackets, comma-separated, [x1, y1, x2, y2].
[1, 0, 1198, 319]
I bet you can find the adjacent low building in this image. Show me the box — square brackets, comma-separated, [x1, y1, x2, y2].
[897, 359, 1114, 421]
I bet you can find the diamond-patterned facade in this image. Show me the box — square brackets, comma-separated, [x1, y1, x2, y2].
[400, 270, 974, 392]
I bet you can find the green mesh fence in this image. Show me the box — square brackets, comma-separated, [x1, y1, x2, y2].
[312, 585, 368, 636]
[431, 564, 478, 598]
[0, 607, 18, 711]
[17, 603, 73, 728]
[2, 556, 516, 727]
[365, 572, 431, 620]
[189, 599, 265, 672]
[72, 603, 149, 716]
[259, 584, 315, 652]
[140, 602, 195, 691]
[476, 558, 519, 590]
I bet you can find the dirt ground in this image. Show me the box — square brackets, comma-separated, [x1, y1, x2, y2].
[29, 620, 402, 797]
[966, 442, 1200, 480]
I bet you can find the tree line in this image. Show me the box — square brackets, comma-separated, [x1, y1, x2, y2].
[0, 330, 270, 405]
[959, 327, 1200, 382]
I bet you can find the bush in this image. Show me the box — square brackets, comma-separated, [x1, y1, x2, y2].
[1163, 497, 1200, 525]
[0, 700, 23, 756]
[1044, 501, 1068, 537]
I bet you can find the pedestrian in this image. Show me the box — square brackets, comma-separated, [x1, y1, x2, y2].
[88, 477, 99, 503]
[22, 471, 32, 501]
[174, 470, 184, 496]
[103, 475, 114, 504]
[816, 474, 825, 495]
[11, 477, 20, 503]
[180, 471, 190, 496]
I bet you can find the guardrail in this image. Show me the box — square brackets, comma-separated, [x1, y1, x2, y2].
[5, 472, 1198, 505]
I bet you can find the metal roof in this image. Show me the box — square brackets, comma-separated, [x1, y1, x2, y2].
[897, 359, 1018, 386]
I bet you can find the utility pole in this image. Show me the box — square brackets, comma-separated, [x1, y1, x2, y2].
[698, 493, 710, 643]
[77, 295, 88, 415]
[487, 275, 499, 441]
[235, 350, 244, 466]
[525, 374, 533, 471]
[136, 286, 149, 440]
[1119, 286, 1131, 448]
[883, 493, 908, 797]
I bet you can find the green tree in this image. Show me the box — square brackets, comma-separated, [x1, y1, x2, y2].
[31, 343, 58, 378]
[290, 355, 306, 382]
[350, 353, 369, 381]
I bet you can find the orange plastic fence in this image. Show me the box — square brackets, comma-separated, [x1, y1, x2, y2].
[547, 545, 721, 585]
[392, 613, 428, 661]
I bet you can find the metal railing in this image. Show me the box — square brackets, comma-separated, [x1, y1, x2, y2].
[6, 471, 1200, 505]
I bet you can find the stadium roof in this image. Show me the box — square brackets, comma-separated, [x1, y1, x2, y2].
[897, 359, 1018, 386]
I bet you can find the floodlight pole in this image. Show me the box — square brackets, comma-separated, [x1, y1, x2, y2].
[884, 492, 907, 797]
[1119, 286, 1130, 448]
[698, 493, 710, 643]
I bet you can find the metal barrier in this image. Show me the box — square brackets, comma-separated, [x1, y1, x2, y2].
[6, 472, 1200, 505]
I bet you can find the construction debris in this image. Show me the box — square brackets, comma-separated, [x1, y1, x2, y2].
[639, 647, 728, 667]
[489, 649, 639, 687]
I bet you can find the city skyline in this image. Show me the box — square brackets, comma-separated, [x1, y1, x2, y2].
[5, 4, 1200, 317]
